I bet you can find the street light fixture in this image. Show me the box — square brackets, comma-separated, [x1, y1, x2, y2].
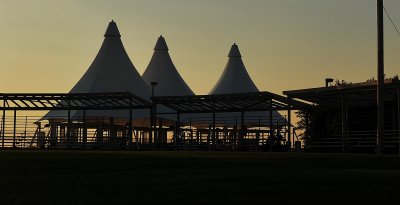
[325, 78, 334, 87]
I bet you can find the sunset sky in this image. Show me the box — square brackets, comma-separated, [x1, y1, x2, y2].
[0, 0, 399, 95]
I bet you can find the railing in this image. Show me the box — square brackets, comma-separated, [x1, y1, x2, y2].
[180, 115, 288, 127]
[0, 115, 292, 151]
[307, 130, 400, 153]
[0, 115, 140, 149]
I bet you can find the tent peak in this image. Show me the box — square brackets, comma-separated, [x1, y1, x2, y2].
[154, 35, 169, 50]
[228, 43, 242, 57]
[104, 20, 121, 37]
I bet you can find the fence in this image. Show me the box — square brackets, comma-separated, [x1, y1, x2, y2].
[307, 130, 400, 154]
[0, 115, 293, 152]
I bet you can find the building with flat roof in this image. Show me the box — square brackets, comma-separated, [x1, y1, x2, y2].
[284, 78, 400, 154]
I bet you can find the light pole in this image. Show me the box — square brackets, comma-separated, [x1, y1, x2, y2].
[377, 0, 385, 155]
[150, 82, 158, 145]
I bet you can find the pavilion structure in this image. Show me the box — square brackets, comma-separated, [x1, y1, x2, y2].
[149, 44, 303, 151]
[0, 92, 152, 149]
[0, 21, 311, 151]
[42, 20, 156, 148]
[0, 90, 309, 150]
[153, 91, 309, 151]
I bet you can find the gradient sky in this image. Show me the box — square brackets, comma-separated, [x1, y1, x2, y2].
[0, 0, 399, 95]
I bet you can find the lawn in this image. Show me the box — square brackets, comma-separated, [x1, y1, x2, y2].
[0, 151, 399, 205]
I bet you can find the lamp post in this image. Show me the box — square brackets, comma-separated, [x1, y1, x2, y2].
[150, 82, 158, 145]
[377, 0, 384, 155]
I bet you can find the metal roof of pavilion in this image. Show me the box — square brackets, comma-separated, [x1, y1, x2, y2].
[152, 91, 310, 114]
[0, 92, 152, 111]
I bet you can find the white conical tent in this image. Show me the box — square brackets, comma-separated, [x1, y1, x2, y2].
[209, 43, 285, 127]
[141, 36, 197, 124]
[210, 43, 258, 94]
[69, 20, 150, 98]
[142, 36, 195, 96]
[45, 21, 151, 124]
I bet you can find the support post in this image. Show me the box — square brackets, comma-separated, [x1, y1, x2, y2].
[377, 0, 385, 155]
[175, 112, 181, 144]
[153, 103, 157, 145]
[13, 110, 16, 148]
[341, 94, 347, 153]
[149, 109, 153, 144]
[128, 108, 133, 149]
[269, 99, 274, 151]
[397, 87, 400, 155]
[240, 111, 245, 144]
[287, 98, 292, 151]
[305, 112, 309, 149]
[49, 117, 56, 148]
[235, 116, 238, 147]
[258, 116, 261, 144]
[67, 103, 71, 149]
[292, 127, 295, 150]
[150, 81, 157, 146]
[159, 118, 163, 144]
[189, 118, 193, 142]
[212, 111, 216, 149]
[2, 99, 5, 148]
[82, 110, 87, 149]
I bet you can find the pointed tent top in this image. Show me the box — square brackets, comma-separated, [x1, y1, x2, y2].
[154, 35, 169, 50]
[104, 20, 121, 37]
[142, 35, 195, 96]
[209, 43, 257, 94]
[228, 43, 242, 57]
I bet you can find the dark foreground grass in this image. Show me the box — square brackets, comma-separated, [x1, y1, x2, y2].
[0, 151, 399, 205]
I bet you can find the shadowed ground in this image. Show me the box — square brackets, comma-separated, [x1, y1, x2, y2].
[0, 151, 399, 205]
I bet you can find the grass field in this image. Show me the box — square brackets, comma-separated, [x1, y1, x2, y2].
[0, 151, 399, 205]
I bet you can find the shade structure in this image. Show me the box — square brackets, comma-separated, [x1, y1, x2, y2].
[142, 35, 195, 96]
[210, 43, 258, 94]
[44, 20, 152, 125]
[206, 43, 286, 127]
[142, 36, 196, 124]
